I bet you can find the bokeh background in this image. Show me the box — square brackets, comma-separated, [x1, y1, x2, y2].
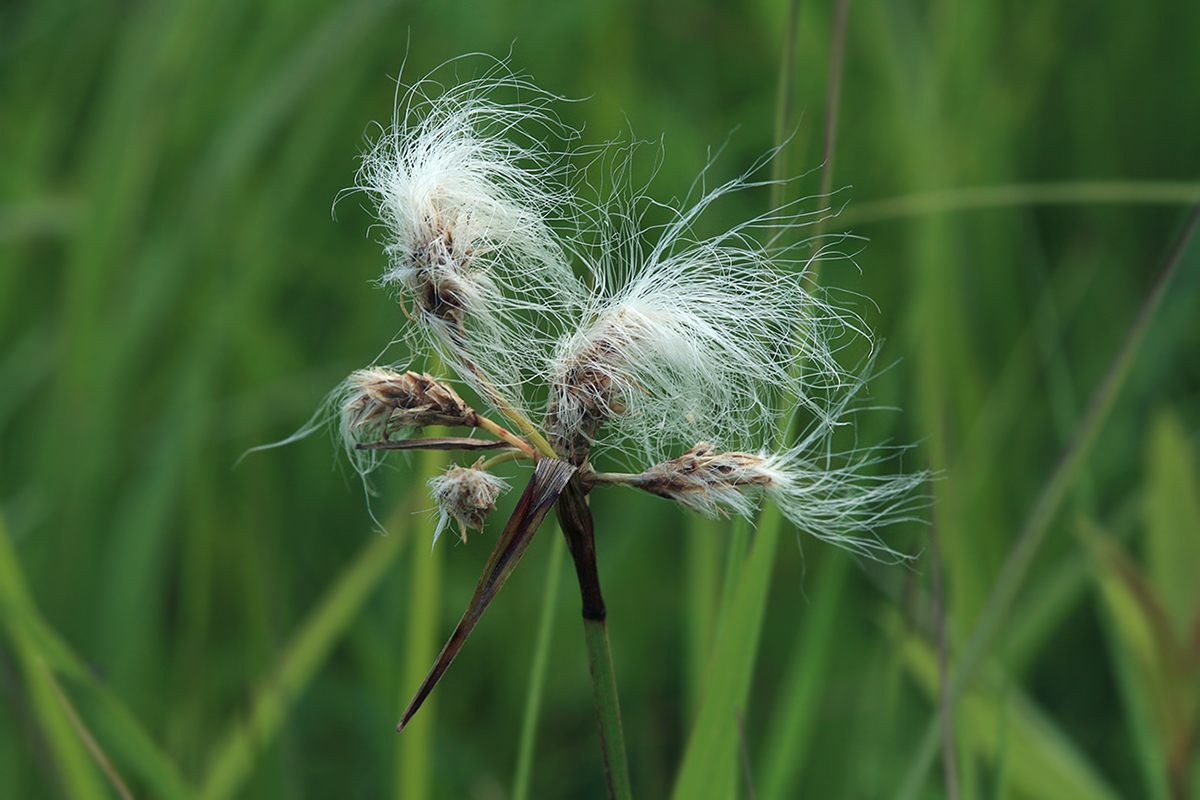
[2, 0, 1199, 798]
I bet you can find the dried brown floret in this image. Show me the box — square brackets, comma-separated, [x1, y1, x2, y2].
[428, 463, 510, 544]
[342, 368, 479, 443]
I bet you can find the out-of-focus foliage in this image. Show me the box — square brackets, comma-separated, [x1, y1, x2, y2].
[2, 0, 1198, 798]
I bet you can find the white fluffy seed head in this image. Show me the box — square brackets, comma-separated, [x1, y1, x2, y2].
[625, 435, 925, 563]
[352, 57, 587, 418]
[546, 150, 867, 466]
[427, 463, 510, 547]
[610, 348, 928, 563]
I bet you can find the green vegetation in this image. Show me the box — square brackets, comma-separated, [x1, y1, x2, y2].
[2, 0, 1198, 798]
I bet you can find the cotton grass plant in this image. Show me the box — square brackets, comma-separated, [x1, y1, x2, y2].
[297, 56, 924, 798]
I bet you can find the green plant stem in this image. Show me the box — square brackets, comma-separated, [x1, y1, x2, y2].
[479, 449, 525, 472]
[584, 616, 633, 800]
[395, 450, 449, 800]
[556, 477, 632, 800]
[462, 358, 557, 458]
[512, 533, 566, 800]
[475, 415, 538, 460]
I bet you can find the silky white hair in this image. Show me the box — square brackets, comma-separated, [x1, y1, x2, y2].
[351, 56, 587, 421]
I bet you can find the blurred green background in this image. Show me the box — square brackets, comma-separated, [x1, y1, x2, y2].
[2, 0, 1199, 798]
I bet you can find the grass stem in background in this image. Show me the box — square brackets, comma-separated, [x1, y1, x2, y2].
[769, 0, 802, 203]
[839, 182, 1200, 226]
[897, 200, 1200, 800]
[395, 450, 450, 800]
[198, 503, 413, 800]
[512, 533, 566, 800]
[930, 514, 960, 800]
[38, 658, 135, 800]
[809, 0, 851, 286]
[818, 0, 850, 200]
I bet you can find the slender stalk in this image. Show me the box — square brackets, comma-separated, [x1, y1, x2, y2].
[356, 436, 514, 453]
[930, 514, 959, 800]
[479, 449, 524, 472]
[809, 0, 852, 288]
[584, 616, 632, 800]
[735, 706, 756, 800]
[395, 450, 448, 800]
[769, 0, 802, 210]
[475, 416, 539, 460]
[817, 0, 850, 202]
[556, 477, 632, 800]
[461, 358, 557, 458]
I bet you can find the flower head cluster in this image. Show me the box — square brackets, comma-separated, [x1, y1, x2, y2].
[320, 57, 922, 558]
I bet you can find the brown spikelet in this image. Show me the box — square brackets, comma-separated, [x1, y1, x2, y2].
[598, 443, 783, 518]
[633, 443, 774, 494]
[343, 368, 479, 442]
[404, 222, 475, 334]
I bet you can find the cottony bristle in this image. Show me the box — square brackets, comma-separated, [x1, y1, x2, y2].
[612, 430, 926, 563]
[546, 151, 868, 466]
[340, 368, 478, 445]
[428, 463, 510, 546]
[352, 57, 587, 419]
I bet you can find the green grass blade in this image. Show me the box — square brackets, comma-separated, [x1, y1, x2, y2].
[894, 613, 1122, 800]
[897, 200, 1200, 800]
[672, 505, 783, 800]
[757, 550, 850, 800]
[198, 506, 411, 800]
[683, 516, 723, 722]
[0, 512, 107, 800]
[36, 659, 135, 800]
[1, 510, 195, 799]
[512, 531, 566, 800]
[1143, 410, 1200, 638]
